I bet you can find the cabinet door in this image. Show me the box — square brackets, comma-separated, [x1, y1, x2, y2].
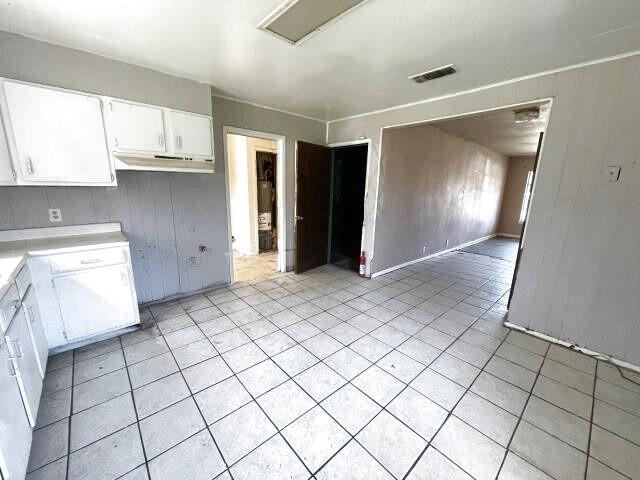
[3, 80, 113, 185]
[110, 101, 166, 153]
[23, 288, 47, 378]
[0, 106, 15, 185]
[169, 111, 213, 158]
[0, 335, 32, 480]
[5, 307, 42, 426]
[54, 264, 137, 342]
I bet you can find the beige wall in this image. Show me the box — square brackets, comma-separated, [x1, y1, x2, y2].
[498, 156, 536, 237]
[328, 54, 640, 366]
[212, 96, 326, 270]
[375, 124, 508, 272]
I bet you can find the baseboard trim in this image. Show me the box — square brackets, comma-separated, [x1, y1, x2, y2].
[504, 321, 640, 374]
[496, 233, 520, 239]
[370, 234, 496, 278]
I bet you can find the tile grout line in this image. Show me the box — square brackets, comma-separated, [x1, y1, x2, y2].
[118, 335, 153, 480]
[583, 361, 599, 480]
[490, 341, 551, 480]
[65, 348, 75, 480]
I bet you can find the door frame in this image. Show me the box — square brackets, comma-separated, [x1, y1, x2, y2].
[222, 126, 286, 283]
[326, 139, 371, 268]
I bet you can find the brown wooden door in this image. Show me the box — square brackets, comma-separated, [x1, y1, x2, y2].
[295, 141, 332, 273]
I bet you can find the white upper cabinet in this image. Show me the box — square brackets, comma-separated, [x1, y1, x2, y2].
[168, 110, 213, 158]
[2, 80, 114, 185]
[110, 100, 167, 154]
[0, 108, 15, 185]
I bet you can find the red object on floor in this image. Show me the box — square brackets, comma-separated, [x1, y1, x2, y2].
[359, 251, 366, 277]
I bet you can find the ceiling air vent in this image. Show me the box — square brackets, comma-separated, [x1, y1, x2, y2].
[258, 0, 368, 46]
[409, 64, 457, 84]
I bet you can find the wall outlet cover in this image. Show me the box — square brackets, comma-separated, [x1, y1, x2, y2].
[48, 208, 62, 223]
[188, 256, 200, 267]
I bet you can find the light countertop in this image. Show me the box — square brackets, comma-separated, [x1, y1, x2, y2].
[0, 228, 127, 299]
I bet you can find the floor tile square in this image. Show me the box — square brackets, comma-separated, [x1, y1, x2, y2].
[471, 372, 529, 415]
[128, 352, 178, 389]
[316, 440, 392, 480]
[387, 387, 448, 441]
[70, 393, 136, 451]
[370, 324, 410, 348]
[433, 416, 505, 480]
[352, 365, 405, 406]
[273, 345, 319, 376]
[222, 342, 268, 372]
[156, 314, 194, 335]
[238, 359, 288, 396]
[241, 318, 278, 340]
[255, 330, 297, 356]
[430, 352, 480, 387]
[397, 337, 441, 364]
[498, 452, 553, 480]
[410, 369, 466, 410]
[257, 380, 316, 428]
[72, 369, 131, 413]
[376, 350, 424, 383]
[302, 332, 344, 359]
[511, 421, 586, 480]
[533, 375, 593, 420]
[123, 337, 169, 365]
[413, 326, 456, 350]
[496, 342, 544, 372]
[182, 355, 233, 392]
[349, 335, 393, 362]
[324, 347, 372, 380]
[454, 391, 518, 447]
[523, 396, 590, 451]
[140, 397, 205, 458]
[133, 372, 190, 418]
[172, 338, 217, 368]
[589, 425, 640, 480]
[188, 305, 224, 324]
[356, 410, 426, 479]
[230, 434, 309, 480]
[321, 384, 381, 435]
[195, 376, 252, 425]
[74, 349, 125, 385]
[294, 362, 347, 401]
[163, 325, 205, 350]
[325, 321, 365, 345]
[484, 355, 537, 392]
[148, 430, 225, 480]
[211, 401, 277, 465]
[347, 313, 383, 333]
[25, 457, 67, 480]
[210, 327, 251, 353]
[282, 406, 350, 473]
[68, 425, 144, 480]
[541, 359, 594, 395]
[593, 399, 640, 445]
[407, 446, 473, 479]
[28, 418, 69, 472]
[35, 387, 72, 428]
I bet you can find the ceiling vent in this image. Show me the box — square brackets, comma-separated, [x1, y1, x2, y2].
[258, 0, 368, 45]
[409, 64, 457, 84]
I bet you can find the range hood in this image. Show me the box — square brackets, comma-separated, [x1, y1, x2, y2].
[114, 154, 215, 174]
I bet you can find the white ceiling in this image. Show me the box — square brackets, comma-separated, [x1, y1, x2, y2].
[1, 0, 640, 121]
[435, 102, 550, 157]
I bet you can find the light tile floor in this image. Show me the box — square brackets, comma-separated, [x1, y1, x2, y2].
[233, 250, 278, 283]
[28, 243, 640, 480]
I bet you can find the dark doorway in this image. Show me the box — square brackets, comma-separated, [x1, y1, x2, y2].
[329, 144, 368, 271]
[256, 151, 277, 253]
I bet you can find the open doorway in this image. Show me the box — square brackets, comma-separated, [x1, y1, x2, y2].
[294, 141, 369, 274]
[224, 128, 285, 283]
[328, 144, 368, 271]
[373, 100, 550, 311]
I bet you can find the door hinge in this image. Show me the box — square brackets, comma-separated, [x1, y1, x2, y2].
[11, 170, 16, 181]
[110, 172, 115, 182]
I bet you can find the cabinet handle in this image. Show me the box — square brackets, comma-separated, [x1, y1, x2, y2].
[80, 259, 102, 265]
[7, 358, 17, 377]
[12, 340, 23, 359]
[176, 135, 183, 149]
[25, 157, 34, 175]
[158, 133, 165, 147]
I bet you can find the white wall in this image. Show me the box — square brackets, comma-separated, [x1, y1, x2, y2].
[328, 54, 640, 366]
[228, 135, 277, 255]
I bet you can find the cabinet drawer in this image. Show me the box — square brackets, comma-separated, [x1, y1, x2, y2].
[1, 284, 20, 332]
[15, 265, 31, 299]
[49, 247, 128, 274]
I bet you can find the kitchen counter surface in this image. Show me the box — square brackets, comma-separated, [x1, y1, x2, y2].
[0, 225, 127, 298]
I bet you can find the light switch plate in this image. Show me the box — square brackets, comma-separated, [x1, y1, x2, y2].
[48, 208, 62, 223]
[603, 165, 621, 182]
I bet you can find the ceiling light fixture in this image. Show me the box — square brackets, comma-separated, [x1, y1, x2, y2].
[258, 0, 369, 46]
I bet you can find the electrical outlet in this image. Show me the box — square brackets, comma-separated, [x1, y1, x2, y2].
[48, 208, 62, 223]
[188, 256, 199, 268]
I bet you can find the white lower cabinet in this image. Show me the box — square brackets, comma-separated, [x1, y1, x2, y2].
[23, 287, 47, 377]
[0, 334, 32, 480]
[4, 306, 43, 427]
[54, 263, 137, 342]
